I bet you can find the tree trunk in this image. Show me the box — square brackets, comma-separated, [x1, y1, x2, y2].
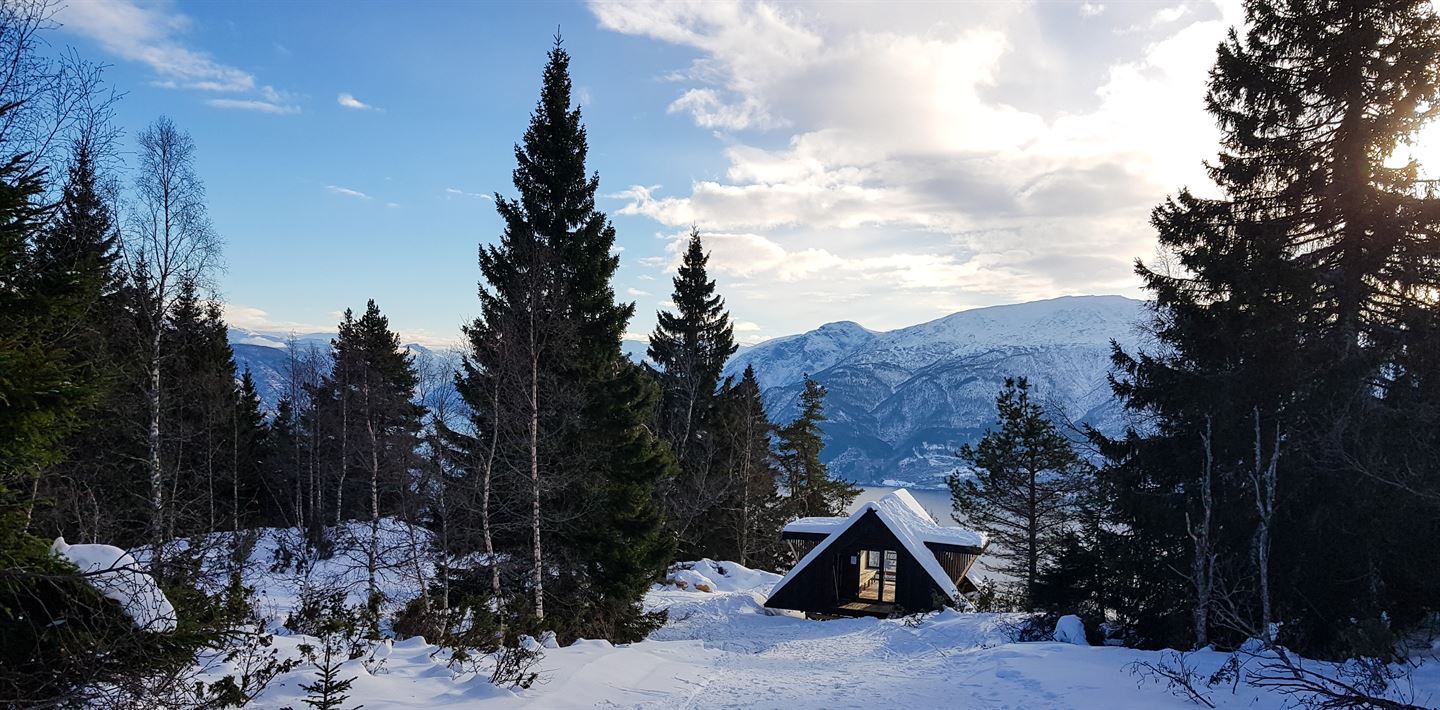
[1252, 408, 1279, 643]
[1027, 461, 1038, 607]
[232, 402, 240, 532]
[147, 325, 164, 560]
[206, 409, 216, 533]
[1191, 416, 1215, 648]
[484, 373, 502, 601]
[529, 347, 544, 620]
[366, 378, 381, 635]
[337, 374, 349, 526]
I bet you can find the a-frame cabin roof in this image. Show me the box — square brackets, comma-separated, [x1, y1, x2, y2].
[772, 489, 987, 602]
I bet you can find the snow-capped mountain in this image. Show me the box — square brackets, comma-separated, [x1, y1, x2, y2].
[724, 295, 1150, 487]
[229, 328, 650, 411]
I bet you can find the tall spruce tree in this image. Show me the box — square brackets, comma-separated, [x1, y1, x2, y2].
[950, 377, 1088, 609]
[456, 37, 674, 640]
[24, 139, 127, 540]
[710, 365, 785, 569]
[648, 226, 737, 462]
[776, 375, 857, 519]
[0, 131, 70, 538]
[30, 140, 118, 375]
[1098, 0, 1440, 655]
[648, 227, 738, 557]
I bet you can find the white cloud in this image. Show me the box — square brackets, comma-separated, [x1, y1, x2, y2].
[396, 328, 463, 349]
[1152, 5, 1190, 24]
[593, 0, 1232, 330]
[1081, 3, 1106, 17]
[206, 98, 299, 114]
[444, 187, 493, 200]
[338, 93, 378, 110]
[222, 304, 326, 333]
[326, 185, 372, 200]
[626, 287, 651, 297]
[56, 0, 299, 112]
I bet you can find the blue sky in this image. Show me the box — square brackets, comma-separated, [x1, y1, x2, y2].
[52, 0, 1257, 346]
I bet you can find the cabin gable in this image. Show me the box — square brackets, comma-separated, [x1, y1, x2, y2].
[765, 509, 948, 616]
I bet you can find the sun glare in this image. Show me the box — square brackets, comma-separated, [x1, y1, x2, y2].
[1389, 117, 1440, 179]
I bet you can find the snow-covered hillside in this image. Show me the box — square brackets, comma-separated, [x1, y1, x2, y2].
[175, 524, 1437, 709]
[725, 295, 1150, 486]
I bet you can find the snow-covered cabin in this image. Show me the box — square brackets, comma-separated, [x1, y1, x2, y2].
[764, 489, 987, 617]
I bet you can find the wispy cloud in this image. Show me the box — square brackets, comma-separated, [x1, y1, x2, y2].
[444, 187, 493, 200]
[56, 0, 300, 113]
[338, 93, 378, 111]
[626, 287, 651, 297]
[222, 304, 326, 334]
[326, 185, 372, 200]
[207, 98, 299, 114]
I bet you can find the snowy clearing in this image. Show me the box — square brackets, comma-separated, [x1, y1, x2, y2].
[176, 527, 1440, 709]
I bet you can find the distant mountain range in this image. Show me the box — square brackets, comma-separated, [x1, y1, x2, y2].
[228, 328, 648, 410]
[722, 295, 1148, 487]
[231, 295, 1148, 488]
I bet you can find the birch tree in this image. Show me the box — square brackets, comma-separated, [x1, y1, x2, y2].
[120, 116, 219, 557]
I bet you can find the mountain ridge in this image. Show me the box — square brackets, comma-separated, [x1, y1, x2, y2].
[724, 295, 1147, 486]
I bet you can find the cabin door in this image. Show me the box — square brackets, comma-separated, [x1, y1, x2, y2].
[854, 549, 898, 604]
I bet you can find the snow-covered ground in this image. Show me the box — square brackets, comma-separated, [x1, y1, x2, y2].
[169, 524, 1439, 709]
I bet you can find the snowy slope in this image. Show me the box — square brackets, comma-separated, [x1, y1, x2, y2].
[725, 295, 1149, 486]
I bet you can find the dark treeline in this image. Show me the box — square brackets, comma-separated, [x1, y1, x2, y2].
[950, 0, 1440, 671]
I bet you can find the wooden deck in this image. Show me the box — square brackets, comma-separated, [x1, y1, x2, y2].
[834, 601, 897, 617]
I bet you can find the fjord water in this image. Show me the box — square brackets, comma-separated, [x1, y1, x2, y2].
[852, 486, 955, 524]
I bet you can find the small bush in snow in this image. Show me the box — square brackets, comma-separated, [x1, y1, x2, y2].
[284, 585, 367, 661]
[1127, 650, 1217, 709]
[998, 613, 1063, 643]
[296, 633, 361, 710]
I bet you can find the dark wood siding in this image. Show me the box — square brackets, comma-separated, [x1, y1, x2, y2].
[930, 548, 979, 588]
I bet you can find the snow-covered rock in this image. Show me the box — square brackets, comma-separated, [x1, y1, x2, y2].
[661, 559, 782, 596]
[1054, 614, 1089, 645]
[51, 537, 177, 633]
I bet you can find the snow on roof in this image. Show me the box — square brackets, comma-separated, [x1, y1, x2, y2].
[781, 489, 986, 549]
[771, 489, 987, 604]
[51, 537, 177, 633]
[782, 516, 848, 535]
